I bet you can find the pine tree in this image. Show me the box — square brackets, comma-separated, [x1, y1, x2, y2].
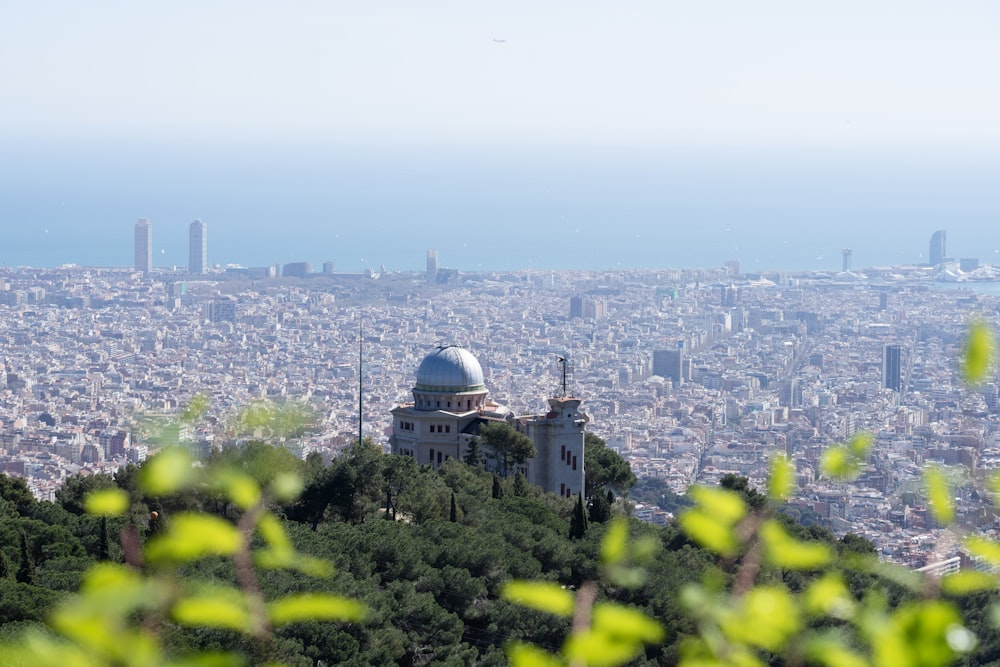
[0, 549, 10, 580]
[450, 492, 458, 522]
[16, 532, 34, 584]
[569, 493, 588, 539]
[491, 474, 504, 500]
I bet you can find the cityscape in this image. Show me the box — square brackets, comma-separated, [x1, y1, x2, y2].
[2, 221, 1000, 574]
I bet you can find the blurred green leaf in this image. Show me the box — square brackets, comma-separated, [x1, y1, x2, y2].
[146, 513, 242, 562]
[563, 629, 640, 667]
[847, 432, 873, 458]
[803, 572, 855, 619]
[84, 488, 129, 517]
[502, 580, 575, 617]
[720, 585, 800, 652]
[760, 520, 832, 570]
[592, 602, 665, 644]
[172, 590, 251, 632]
[601, 518, 629, 566]
[805, 634, 869, 667]
[679, 510, 740, 557]
[941, 570, 998, 596]
[215, 469, 261, 511]
[268, 593, 367, 626]
[181, 394, 210, 423]
[506, 641, 563, 667]
[268, 471, 303, 503]
[924, 466, 955, 526]
[962, 320, 995, 385]
[963, 536, 1000, 568]
[768, 455, 794, 501]
[689, 485, 747, 524]
[140, 446, 196, 496]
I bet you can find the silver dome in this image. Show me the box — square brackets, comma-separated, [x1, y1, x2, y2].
[415, 346, 485, 392]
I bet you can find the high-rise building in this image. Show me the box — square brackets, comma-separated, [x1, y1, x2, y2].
[842, 248, 852, 272]
[653, 344, 685, 386]
[134, 218, 152, 275]
[426, 250, 438, 282]
[189, 219, 207, 275]
[882, 344, 902, 391]
[929, 230, 946, 266]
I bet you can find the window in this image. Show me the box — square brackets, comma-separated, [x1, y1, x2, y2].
[445, 425, 450, 433]
[572, 455, 577, 471]
[437, 451, 443, 465]
[561, 445, 566, 461]
[429, 448, 435, 464]
[560, 483, 565, 496]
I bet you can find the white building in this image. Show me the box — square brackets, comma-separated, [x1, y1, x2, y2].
[390, 346, 588, 498]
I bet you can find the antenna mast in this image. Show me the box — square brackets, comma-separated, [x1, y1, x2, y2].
[558, 356, 568, 397]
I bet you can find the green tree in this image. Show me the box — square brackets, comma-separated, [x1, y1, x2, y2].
[492, 474, 504, 500]
[587, 491, 612, 523]
[584, 432, 636, 497]
[512, 473, 529, 497]
[479, 422, 536, 478]
[15, 532, 33, 585]
[450, 492, 458, 522]
[569, 493, 588, 540]
[463, 436, 483, 468]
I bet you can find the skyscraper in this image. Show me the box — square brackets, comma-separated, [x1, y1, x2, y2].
[134, 218, 152, 275]
[426, 249, 438, 282]
[882, 344, 902, 391]
[929, 230, 946, 266]
[653, 343, 685, 386]
[841, 248, 852, 272]
[189, 219, 207, 275]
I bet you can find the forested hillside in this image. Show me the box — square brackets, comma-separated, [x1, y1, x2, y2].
[1, 437, 999, 666]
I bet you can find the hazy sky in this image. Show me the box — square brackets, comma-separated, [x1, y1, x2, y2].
[3, 1, 999, 151]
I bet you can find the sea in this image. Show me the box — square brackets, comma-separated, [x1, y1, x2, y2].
[2, 136, 998, 274]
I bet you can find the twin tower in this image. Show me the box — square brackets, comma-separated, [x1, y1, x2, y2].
[133, 218, 207, 276]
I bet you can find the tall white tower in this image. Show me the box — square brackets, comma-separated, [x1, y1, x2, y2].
[134, 218, 152, 275]
[189, 219, 207, 275]
[426, 249, 438, 282]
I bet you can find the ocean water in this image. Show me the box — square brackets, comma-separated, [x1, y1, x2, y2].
[2, 137, 998, 274]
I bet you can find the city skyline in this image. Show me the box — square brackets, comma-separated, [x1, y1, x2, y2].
[2, 4, 999, 273]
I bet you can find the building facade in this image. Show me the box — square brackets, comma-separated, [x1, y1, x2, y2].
[134, 218, 152, 275]
[189, 219, 207, 275]
[929, 230, 946, 267]
[389, 346, 588, 498]
[882, 343, 902, 391]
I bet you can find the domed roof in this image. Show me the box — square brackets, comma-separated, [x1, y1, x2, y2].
[415, 346, 485, 393]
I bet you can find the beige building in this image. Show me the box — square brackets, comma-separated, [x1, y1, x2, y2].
[390, 346, 588, 498]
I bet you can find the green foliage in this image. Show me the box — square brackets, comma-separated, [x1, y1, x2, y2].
[0, 398, 363, 667]
[584, 433, 636, 497]
[479, 421, 537, 478]
[961, 319, 995, 385]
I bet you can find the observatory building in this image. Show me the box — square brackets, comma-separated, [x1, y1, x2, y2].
[389, 346, 588, 498]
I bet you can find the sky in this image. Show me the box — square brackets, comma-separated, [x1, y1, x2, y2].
[1, 2, 999, 271]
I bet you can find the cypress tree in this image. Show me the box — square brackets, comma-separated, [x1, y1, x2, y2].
[99, 516, 110, 561]
[16, 532, 34, 584]
[450, 492, 458, 522]
[0, 549, 10, 580]
[569, 493, 588, 539]
[512, 473, 529, 497]
[491, 474, 504, 500]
